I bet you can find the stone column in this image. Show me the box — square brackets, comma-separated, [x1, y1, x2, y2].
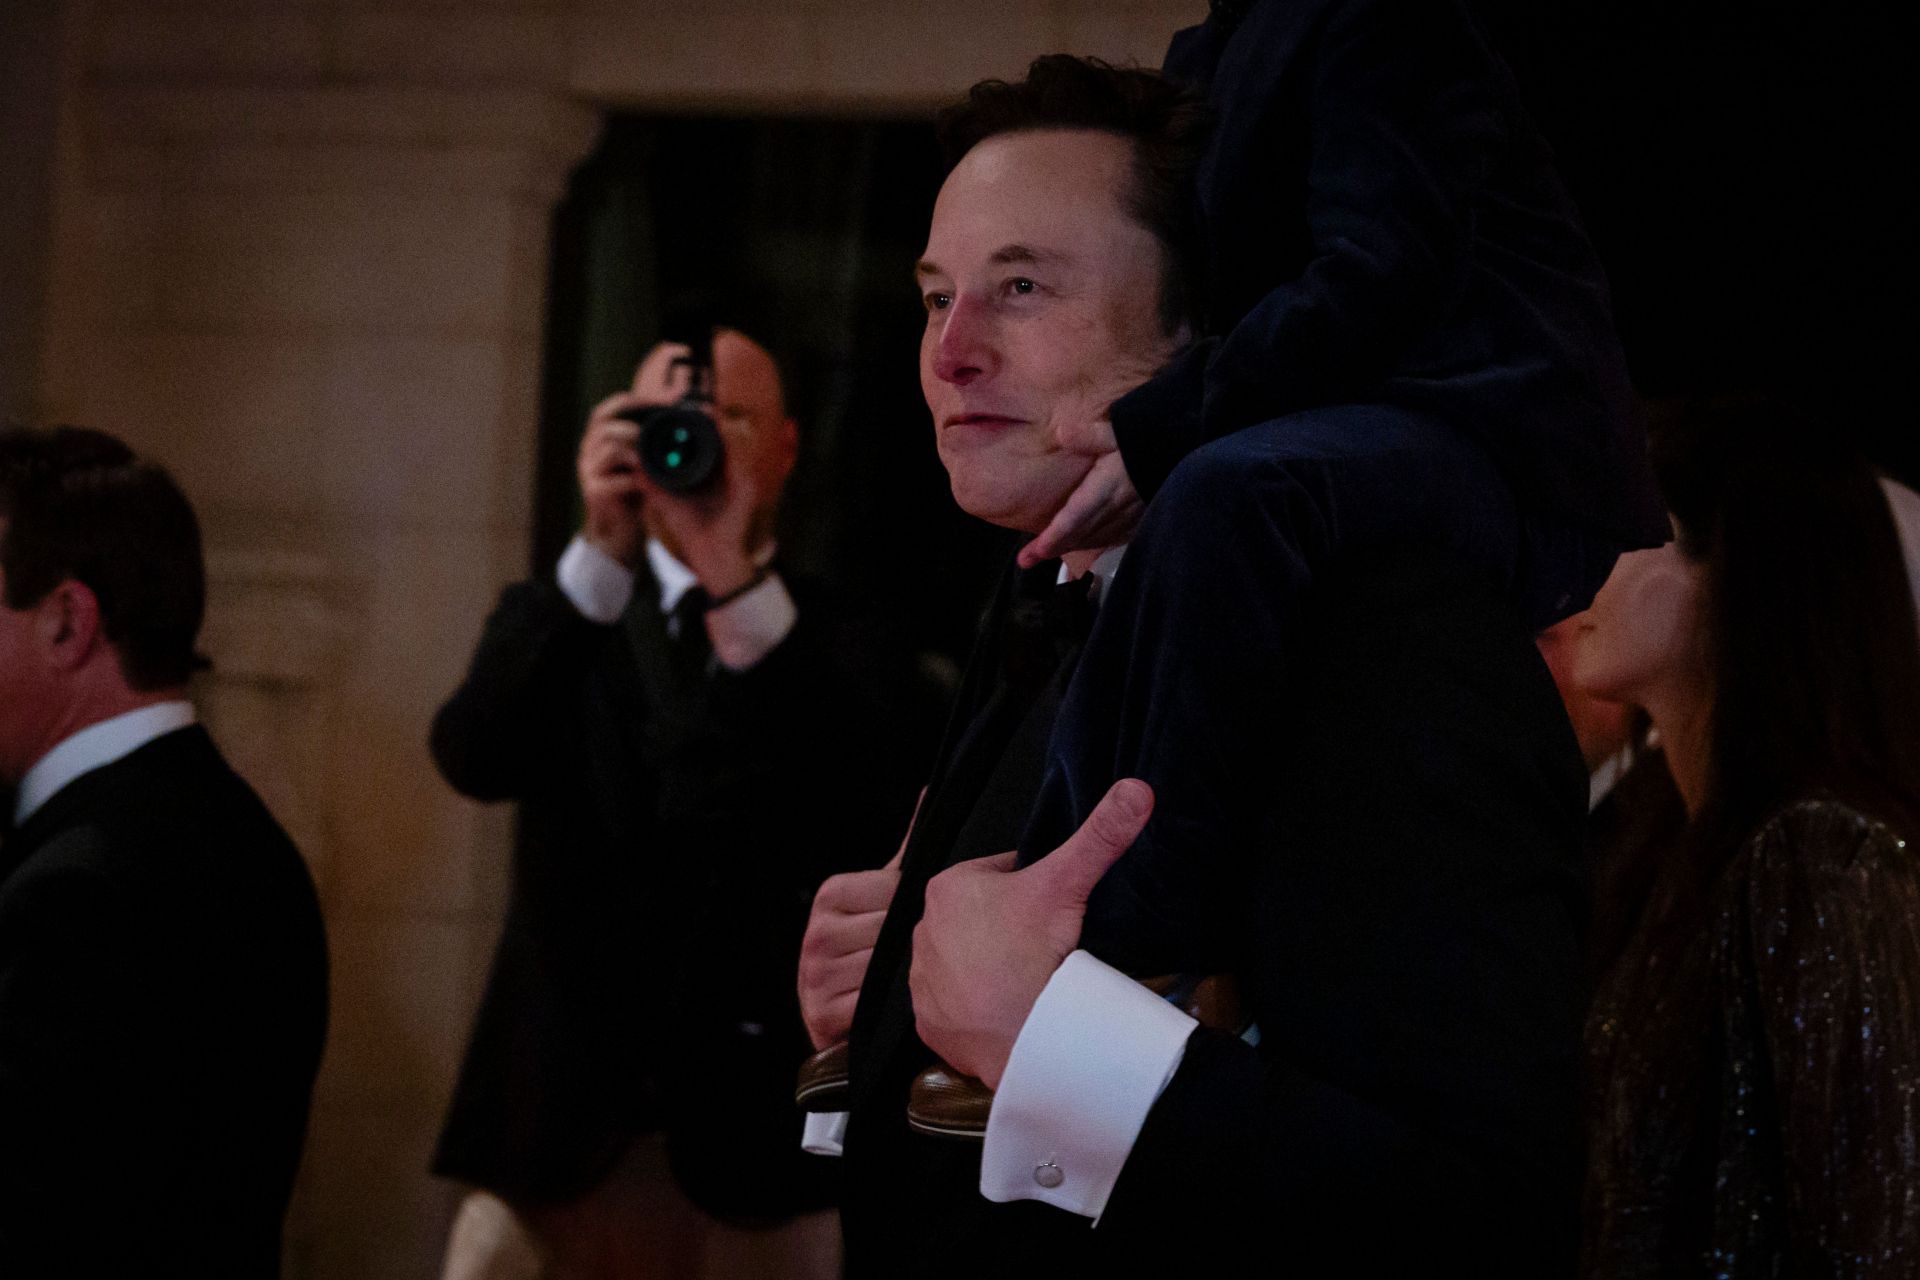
[37, 6, 598, 1273]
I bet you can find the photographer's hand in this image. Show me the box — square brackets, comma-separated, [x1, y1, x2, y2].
[630, 404, 762, 601]
[576, 397, 649, 569]
[574, 342, 698, 568]
[578, 341, 765, 595]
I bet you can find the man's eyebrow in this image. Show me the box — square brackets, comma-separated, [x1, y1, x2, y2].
[988, 244, 1069, 269]
[913, 244, 1072, 283]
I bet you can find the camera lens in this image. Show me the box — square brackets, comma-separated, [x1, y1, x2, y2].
[628, 401, 724, 493]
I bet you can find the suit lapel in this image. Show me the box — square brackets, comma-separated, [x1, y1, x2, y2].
[850, 560, 1086, 1105]
[888, 559, 1068, 892]
[0, 727, 207, 888]
[3, 750, 117, 886]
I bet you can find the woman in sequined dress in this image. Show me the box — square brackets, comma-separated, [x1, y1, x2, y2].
[1573, 398, 1920, 1278]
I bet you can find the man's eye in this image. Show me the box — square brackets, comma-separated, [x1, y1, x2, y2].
[1008, 278, 1037, 296]
[924, 292, 952, 312]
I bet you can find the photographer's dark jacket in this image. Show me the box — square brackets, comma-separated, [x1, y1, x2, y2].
[430, 544, 932, 1217]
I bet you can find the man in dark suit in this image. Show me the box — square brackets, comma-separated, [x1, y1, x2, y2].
[431, 327, 928, 1277]
[0, 425, 328, 1275]
[799, 50, 1654, 1275]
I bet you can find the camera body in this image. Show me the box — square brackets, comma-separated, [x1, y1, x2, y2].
[618, 331, 724, 494]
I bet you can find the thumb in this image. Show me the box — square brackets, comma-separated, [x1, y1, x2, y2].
[1030, 778, 1154, 906]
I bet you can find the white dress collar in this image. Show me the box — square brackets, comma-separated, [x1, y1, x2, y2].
[1056, 545, 1129, 606]
[13, 701, 198, 828]
[646, 538, 778, 614]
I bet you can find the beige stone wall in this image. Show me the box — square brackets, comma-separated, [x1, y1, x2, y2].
[22, 1, 1196, 1274]
[0, 0, 74, 421]
[567, 1, 1199, 112]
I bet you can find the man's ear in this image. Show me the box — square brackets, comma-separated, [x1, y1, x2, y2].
[34, 579, 105, 671]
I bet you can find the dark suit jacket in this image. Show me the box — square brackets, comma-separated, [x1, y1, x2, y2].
[844, 411, 1590, 1276]
[430, 561, 932, 1217]
[0, 726, 328, 1275]
[1113, 0, 1668, 624]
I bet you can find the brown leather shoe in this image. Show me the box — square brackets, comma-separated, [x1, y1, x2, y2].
[906, 1061, 996, 1138]
[794, 1041, 851, 1112]
[904, 973, 1248, 1141]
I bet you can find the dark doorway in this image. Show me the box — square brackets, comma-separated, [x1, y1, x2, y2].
[534, 114, 1009, 676]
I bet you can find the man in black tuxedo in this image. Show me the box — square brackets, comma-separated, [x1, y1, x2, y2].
[431, 327, 928, 1277]
[0, 426, 327, 1274]
[799, 51, 1655, 1275]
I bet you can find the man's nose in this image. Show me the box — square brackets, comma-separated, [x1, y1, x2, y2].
[931, 296, 995, 387]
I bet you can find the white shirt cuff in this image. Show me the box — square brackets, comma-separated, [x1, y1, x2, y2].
[801, 1109, 848, 1157]
[980, 950, 1195, 1223]
[705, 573, 797, 671]
[556, 536, 635, 624]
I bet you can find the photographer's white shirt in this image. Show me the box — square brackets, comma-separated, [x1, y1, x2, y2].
[556, 535, 796, 670]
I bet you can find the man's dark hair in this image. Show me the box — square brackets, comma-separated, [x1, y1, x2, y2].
[939, 55, 1212, 336]
[0, 425, 206, 689]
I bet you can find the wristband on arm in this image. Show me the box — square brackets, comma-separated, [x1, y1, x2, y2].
[706, 565, 773, 609]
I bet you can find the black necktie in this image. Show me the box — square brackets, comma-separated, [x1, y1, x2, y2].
[667, 587, 713, 681]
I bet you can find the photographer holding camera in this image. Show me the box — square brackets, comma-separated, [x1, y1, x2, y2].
[575, 332, 791, 644]
[431, 326, 928, 1279]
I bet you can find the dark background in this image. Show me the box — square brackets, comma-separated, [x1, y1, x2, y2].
[1477, 0, 1909, 456]
[536, 2, 1913, 672]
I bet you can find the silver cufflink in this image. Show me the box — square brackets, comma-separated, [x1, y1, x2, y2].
[1033, 1161, 1064, 1189]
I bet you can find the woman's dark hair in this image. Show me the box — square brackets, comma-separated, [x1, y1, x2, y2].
[0, 424, 206, 690]
[937, 55, 1212, 337]
[1655, 396, 1920, 879]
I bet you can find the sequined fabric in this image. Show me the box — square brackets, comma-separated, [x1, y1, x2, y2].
[1585, 797, 1920, 1277]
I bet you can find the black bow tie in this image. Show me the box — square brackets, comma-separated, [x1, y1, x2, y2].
[1012, 566, 1098, 637]
[1003, 567, 1099, 686]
